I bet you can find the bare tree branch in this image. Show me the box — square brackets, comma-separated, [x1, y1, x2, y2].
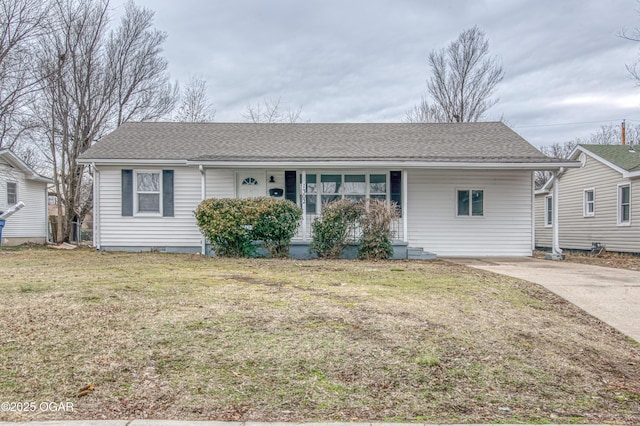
[174, 75, 216, 122]
[242, 97, 304, 123]
[407, 26, 504, 123]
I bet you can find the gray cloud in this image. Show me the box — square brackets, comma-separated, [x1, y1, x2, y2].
[117, 0, 640, 147]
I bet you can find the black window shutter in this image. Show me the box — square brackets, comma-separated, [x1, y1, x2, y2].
[284, 171, 297, 203]
[390, 171, 402, 214]
[162, 170, 174, 217]
[121, 169, 133, 216]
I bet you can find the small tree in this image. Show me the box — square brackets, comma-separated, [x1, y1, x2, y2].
[310, 199, 363, 258]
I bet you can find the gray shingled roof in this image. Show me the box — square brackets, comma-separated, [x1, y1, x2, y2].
[80, 121, 562, 164]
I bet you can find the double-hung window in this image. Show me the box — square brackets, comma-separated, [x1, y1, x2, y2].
[583, 189, 595, 217]
[545, 195, 553, 226]
[457, 189, 484, 217]
[618, 184, 631, 226]
[136, 171, 161, 214]
[6, 182, 17, 205]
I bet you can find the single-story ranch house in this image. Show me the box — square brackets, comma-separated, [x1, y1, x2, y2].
[78, 122, 575, 258]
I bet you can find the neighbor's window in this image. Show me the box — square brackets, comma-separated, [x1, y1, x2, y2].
[618, 184, 631, 225]
[136, 171, 160, 214]
[584, 189, 595, 217]
[457, 189, 484, 217]
[7, 182, 17, 205]
[545, 195, 553, 226]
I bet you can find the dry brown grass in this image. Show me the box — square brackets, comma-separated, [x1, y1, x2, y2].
[1, 248, 639, 424]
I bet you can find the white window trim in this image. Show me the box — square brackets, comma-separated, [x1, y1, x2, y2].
[617, 183, 631, 226]
[134, 170, 162, 216]
[544, 195, 553, 227]
[6, 181, 18, 206]
[583, 188, 595, 217]
[456, 188, 485, 218]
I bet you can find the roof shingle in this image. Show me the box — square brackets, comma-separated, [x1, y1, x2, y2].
[80, 121, 561, 164]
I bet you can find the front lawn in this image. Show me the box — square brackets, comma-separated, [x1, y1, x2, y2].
[0, 248, 638, 424]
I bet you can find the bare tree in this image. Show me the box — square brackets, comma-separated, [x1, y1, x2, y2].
[0, 0, 49, 148]
[407, 26, 504, 123]
[243, 97, 303, 123]
[107, 1, 177, 126]
[174, 75, 216, 122]
[33, 0, 176, 243]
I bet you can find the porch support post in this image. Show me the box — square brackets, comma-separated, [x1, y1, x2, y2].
[547, 170, 564, 260]
[199, 165, 206, 255]
[402, 169, 408, 243]
[301, 170, 307, 239]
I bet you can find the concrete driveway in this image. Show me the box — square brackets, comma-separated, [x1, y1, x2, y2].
[447, 257, 640, 342]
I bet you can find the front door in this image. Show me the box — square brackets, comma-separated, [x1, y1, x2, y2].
[237, 172, 266, 198]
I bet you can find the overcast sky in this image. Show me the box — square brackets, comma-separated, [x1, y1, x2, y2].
[114, 0, 640, 147]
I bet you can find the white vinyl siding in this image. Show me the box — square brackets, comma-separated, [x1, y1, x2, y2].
[551, 154, 640, 252]
[205, 169, 235, 198]
[0, 162, 48, 244]
[97, 165, 202, 248]
[407, 169, 533, 257]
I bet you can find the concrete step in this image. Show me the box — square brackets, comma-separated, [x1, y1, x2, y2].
[407, 247, 437, 260]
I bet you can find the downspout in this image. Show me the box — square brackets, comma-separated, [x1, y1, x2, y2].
[45, 183, 51, 245]
[549, 168, 564, 260]
[91, 163, 100, 250]
[199, 165, 206, 255]
[530, 171, 535, 253]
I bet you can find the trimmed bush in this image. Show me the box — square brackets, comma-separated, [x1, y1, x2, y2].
[358, 199, 399, 260]
[195, 198, 255, 257]
[250, 197, 302, 257]
[310, 199, 363, 258]
[195, 197, 302, 258]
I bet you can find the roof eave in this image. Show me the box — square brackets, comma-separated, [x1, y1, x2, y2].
[186, 159, 580, 170]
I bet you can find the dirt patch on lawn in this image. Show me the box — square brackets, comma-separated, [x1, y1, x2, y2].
[0, 249, 639, 424]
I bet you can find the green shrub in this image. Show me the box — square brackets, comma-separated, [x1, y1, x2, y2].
[311, 199, 363, 258]
[358, 199, 399, 260]
[195, 197, 302, 258]
[195, 198, 255, 257]
[249, 197, 302, 258]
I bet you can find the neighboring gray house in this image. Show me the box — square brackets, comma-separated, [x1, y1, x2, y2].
[535, 143, 640, 253]
[0, 149, 53, 246]
[78, 122, 573, 257]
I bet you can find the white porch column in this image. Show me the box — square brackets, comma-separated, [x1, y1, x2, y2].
[200, 165, 206, 255]
[402, 169, 408, 243]
[301, 170, 307, 239]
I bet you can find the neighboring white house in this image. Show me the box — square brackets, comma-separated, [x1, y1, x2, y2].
[78, 122, 575, 258]
[535, 143, 640, 253]
[0, 149, 53, 246]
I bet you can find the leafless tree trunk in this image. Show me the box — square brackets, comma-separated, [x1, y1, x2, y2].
[0, 0, 49, 148]
[407, 26, 503, 123]
[174, 75, 216, 122]
[32, 0, 176, 243]
[243, 97, 303, 123]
